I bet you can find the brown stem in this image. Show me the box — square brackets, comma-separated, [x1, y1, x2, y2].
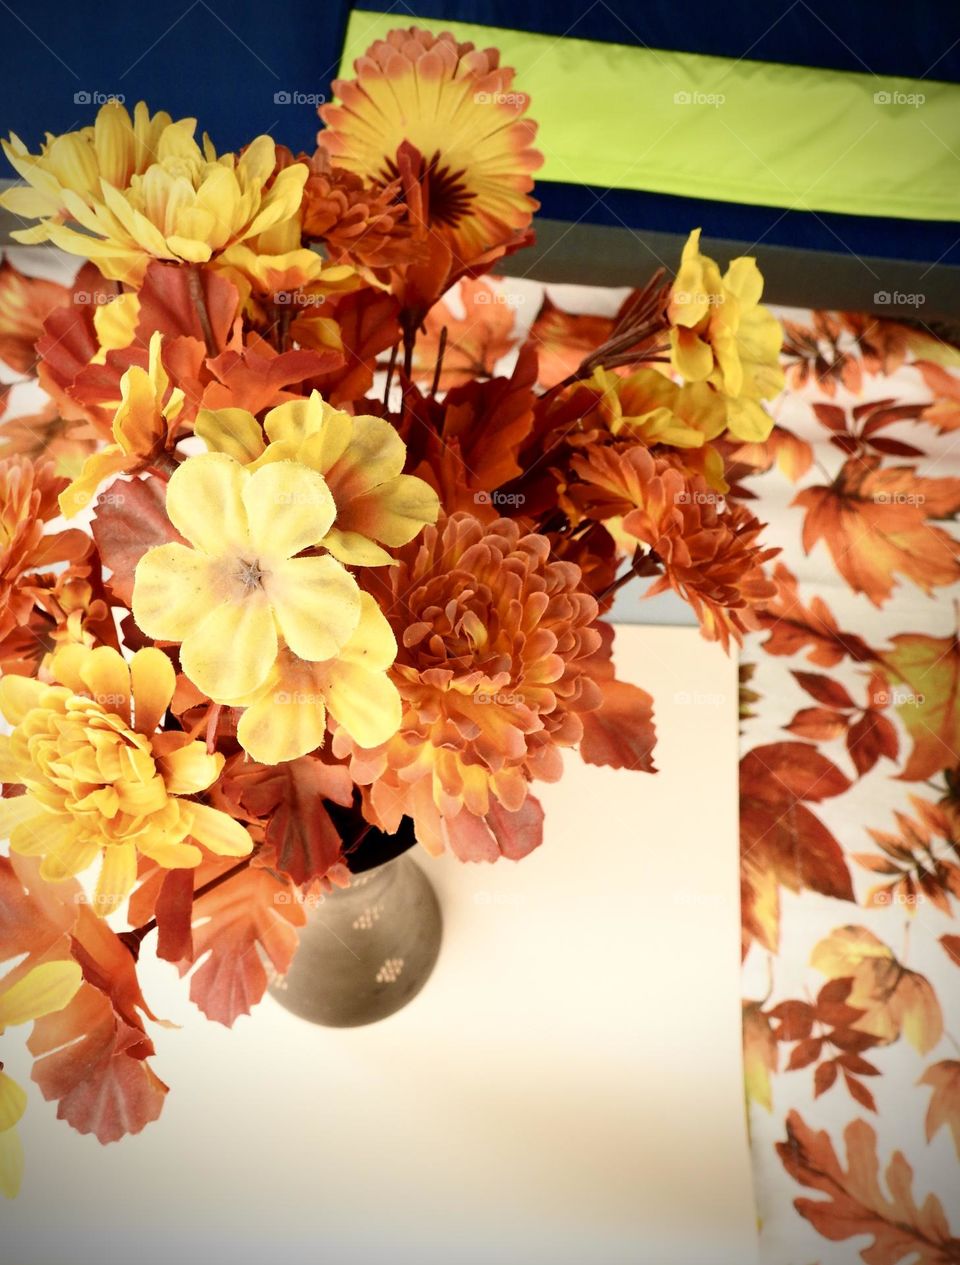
[120, 854, 254, 959]
[430, 326, 448, 398]
[383, 340, 399, 404]
[595, 548, 662, 603]
[188, 266, 217, 356]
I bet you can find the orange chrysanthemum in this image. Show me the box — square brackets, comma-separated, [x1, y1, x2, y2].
[569, 445, 777, 649]
[334, 513, 603, 861]
[0, 456, 80, 641]
[318, 27, 542, 266]
[299, 149, 413, 272]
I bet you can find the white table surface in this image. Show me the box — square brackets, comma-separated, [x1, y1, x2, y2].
[3, 624, 754, 1265]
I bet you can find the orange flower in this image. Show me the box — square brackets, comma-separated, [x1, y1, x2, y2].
[318, 27, 542, 268]
[334, 513, 603, 861]
[300, 148, 413, 272]
[570, 445, 777, 648]
[0, 457, 86, 642]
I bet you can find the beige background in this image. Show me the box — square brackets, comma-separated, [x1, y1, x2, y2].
[3, 624, 753, 1265]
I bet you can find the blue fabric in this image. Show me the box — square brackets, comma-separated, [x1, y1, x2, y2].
[353, 0, 960, 82]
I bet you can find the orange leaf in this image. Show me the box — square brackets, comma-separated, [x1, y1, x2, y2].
[778, 1111, 960, 1265]
[522, 294, 616, 390]
[743, 1001, 778, 1111]
[920, 1061, 960, 1159]
[794, 458, 960, 605]
[0, 257, 72, 374]
[413, 277, 518, 390]
[755, 564, 877, 667]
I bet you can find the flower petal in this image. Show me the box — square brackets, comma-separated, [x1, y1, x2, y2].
[195, 407, 266, 464]
[164, 452, 250, 555]
[236, 679, 327, 765]
[133, 542, 218, 643]
[94, 842, 138, 915]
[157, 741, 223, 794]
[265, 554, 360, 662]
[0, 961, 82, 1029]
[184, 801, 253, 857]
[78, 645, 132, 724]
[130, 647, 176, 735]
[243, 460, 335, 559]
[179, 595, 277, 700]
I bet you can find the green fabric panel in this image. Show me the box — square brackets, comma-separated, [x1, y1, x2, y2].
[340, 11, 960, 222]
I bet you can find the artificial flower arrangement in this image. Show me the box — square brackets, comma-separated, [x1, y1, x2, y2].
[0, 25, 782, 1195]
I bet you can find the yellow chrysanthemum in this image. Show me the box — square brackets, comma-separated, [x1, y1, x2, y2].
[0, 645, 252, 913]
[132, 451, 362, 699]
[60, 332, 184, 517]
[318, 27, 542, 264]
[667, 229, 784, 442]
[1, 960, 83, 1198]
[585, 367, 727, 450]
[195, 390, 440, 566]
[1, 101, 308, 284]
[227, 592, 402, 765]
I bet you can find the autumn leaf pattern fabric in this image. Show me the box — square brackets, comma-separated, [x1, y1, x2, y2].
[453, 281, 960, 1265]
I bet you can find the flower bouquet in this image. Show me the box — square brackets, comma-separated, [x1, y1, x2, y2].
[0, 25, 782, 1195]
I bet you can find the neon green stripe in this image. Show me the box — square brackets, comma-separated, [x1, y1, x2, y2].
[340, 11, 960, 223]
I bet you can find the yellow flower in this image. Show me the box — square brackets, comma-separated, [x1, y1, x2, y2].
[318, 27, 542, 265]
[195, 390, 440, 566]
[132, 451, 362, 699]
[60, 332, 183, 517]
[228, 592, 402, 764]
[0, 960, 83, 1198]
[586, 367, 727, 450]
[1, 101, 308, 284]
[0, 645, 251, 913]
[667, 229, 783, 442]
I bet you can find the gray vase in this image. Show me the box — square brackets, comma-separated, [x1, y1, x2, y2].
[268, 853, 443, 1027]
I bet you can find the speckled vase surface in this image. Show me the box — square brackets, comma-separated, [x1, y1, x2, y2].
[268, 850, 443, 1027]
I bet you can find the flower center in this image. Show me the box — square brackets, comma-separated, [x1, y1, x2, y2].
[381, 149, 475, 229]
[236, 557, 266, 591]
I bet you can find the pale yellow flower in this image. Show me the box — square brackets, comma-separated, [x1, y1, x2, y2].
[1, 960, 83, 1198]
[228, 592, 402, 764]
[132, 452, 362, 699]
[1, 101, 308, 284]
[0, 645, 251, 913]
[195, 390, 440, 566]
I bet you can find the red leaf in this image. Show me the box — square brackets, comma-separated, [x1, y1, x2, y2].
[135, 261, 239, 351]
[792, 670, 856, 710]
[579, 679, 657, 773]
[814, 1059, 839, 1097]
[90, 475, 185, 606]
[942, 935, 960, 967]
[154, 868, 194, 964]
[847, 711, 899, 778]
[786, 706, 849, 742]
[843, 1070, 878, 1112]
[788, 1038, 823, 1070]
[769, 1000, 815, 1042]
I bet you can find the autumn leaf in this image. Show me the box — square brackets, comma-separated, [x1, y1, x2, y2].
[91, 474, 186, 606]
[942, 935, 960, 967]
[413, 277, 518, 390]
[307, 286, 400, 405]
[203, 337, 341, 414]
[743, 1001, 778, 1111]
[741, 743, 854, 955]
[755, 564, 877, 667]
[811, 926, 943, 1053]
[0, 258, 73, 375]
[920, 1061, 960, 1159]
[732, 424, 814, 483]
[794, 457, 960, 605]
[182, 860, 306, 1027]
[576, 621, 656, 773]
[0, 855, 167, 1143]
[881, 633, 960, 782]
[522, 294, 616, 390]
[778, 1110, 960, 1265]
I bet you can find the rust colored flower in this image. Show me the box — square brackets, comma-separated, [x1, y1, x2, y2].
[299, 148, 413, 272]
[0, 258, 72, 375]
[334, 513, 604, 861]
[570, 445, 777, 648]
[0, 456, 86, 642]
